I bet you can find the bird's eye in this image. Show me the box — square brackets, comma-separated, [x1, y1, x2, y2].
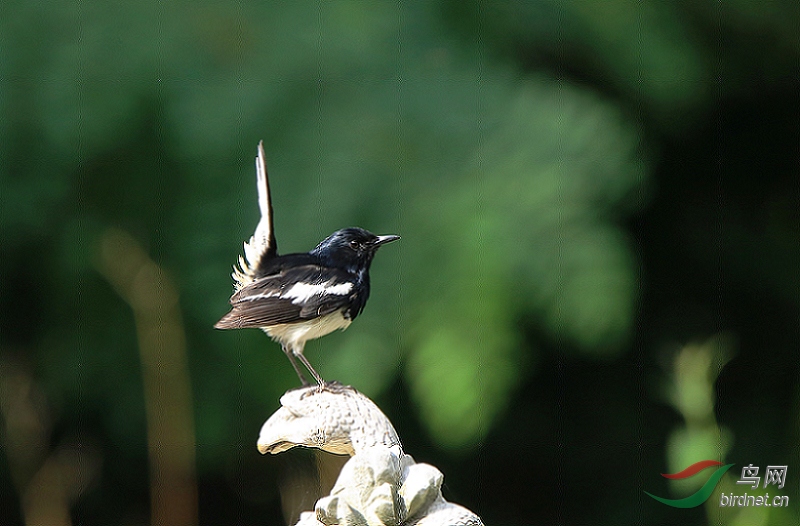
[349, 240, 360, 250]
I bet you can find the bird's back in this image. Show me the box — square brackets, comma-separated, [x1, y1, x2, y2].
[216, 252, 368, 330]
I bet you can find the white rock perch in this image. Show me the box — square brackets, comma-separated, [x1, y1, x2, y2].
[258, 386, 485, 526]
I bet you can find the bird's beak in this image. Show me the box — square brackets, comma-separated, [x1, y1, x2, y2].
[373, 234, 400, 247]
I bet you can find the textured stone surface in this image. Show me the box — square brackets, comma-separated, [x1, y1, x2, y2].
[258, 386, 401, 456]
[258, 386, 483, 526]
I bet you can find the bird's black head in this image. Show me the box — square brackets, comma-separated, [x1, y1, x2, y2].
[311, 227, 399, 274]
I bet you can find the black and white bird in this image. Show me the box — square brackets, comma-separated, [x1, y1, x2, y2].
[215, 141, 399, 387]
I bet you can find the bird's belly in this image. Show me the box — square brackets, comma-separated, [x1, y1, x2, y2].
[263, 310, 352, 348]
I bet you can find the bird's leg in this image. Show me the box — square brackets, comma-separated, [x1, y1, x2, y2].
[282, 344, 311, 386]
[292, 346, 325, 387]
[291, 347, 354, 394]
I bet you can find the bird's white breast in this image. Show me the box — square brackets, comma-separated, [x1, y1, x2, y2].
[263, 309, 352, 348]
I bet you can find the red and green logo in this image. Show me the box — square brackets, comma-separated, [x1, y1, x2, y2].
[645, 460, 734, 508]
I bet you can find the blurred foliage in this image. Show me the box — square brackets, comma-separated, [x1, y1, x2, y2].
[1, 1, 798, 525]
[664, 337, 734, 495]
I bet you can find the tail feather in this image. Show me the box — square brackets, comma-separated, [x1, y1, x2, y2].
[232, 141, 278, 290]
[214, 312, 245, 329]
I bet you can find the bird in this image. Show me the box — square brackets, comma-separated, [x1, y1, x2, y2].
[215, 141, 399, 387]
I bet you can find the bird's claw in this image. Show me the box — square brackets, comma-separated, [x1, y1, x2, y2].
[319, 380, 353, 394]
[295, 380, 354, 399]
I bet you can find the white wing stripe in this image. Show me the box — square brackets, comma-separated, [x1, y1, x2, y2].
[284, 281, 353, 303]
[243, 280, 354, 304]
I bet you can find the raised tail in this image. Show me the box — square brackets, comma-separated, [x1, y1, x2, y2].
[232, 141, 278, 290]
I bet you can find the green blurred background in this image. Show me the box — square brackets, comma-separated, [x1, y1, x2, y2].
[1, 1, 798, 525]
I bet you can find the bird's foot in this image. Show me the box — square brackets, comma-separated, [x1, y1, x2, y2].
[318, 380, 354, 394]
[294, 380, 354, 399]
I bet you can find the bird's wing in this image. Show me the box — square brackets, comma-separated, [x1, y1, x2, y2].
[232, 141, 278, 290]
[216, 265, 356, 329]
